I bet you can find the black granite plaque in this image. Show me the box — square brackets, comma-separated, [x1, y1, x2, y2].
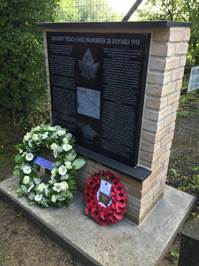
[47, 31, 150, 169]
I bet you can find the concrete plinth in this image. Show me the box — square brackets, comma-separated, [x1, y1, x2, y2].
[0, 176, 195, 266]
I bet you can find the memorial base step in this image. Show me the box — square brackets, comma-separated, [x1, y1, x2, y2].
[0, 176, 195, 266]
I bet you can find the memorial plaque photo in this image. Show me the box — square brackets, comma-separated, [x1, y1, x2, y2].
[47, 31, 150, 168]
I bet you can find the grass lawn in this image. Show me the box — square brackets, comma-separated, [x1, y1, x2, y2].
[0, 90, 198, 265]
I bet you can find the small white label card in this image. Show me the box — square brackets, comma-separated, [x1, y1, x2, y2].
[99, 180, 112, 197]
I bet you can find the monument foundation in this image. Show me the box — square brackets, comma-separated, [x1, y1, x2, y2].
[0, 177, 195, 266]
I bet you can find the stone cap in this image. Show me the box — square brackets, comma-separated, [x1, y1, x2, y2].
[38, 20, 191, 31]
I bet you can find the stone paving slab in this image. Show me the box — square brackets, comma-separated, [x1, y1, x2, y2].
[0, 176, 195, 266]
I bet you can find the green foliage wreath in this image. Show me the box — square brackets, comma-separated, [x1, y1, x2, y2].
[14, 124, 86, 207]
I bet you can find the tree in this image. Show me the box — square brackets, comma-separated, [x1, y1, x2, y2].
[55, 0, 120, 22]
[138, 0, 199, 65]
[55, 0, 79, 21]
[77, 0, 120, 22]
[0, 0, 59, 124]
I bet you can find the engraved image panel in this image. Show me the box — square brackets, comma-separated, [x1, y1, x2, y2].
[77, 87, 101, 119]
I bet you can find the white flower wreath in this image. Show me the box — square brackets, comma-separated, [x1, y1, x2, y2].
[14, 124, 86, 207]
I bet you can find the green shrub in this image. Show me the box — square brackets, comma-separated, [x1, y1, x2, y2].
[0, 0, 58, 124]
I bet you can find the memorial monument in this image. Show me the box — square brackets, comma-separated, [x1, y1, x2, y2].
[0, 21, 195, 266]
[41, 21, 192, 224]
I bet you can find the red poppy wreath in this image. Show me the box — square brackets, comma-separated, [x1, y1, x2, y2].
[84, 170, 127, 225]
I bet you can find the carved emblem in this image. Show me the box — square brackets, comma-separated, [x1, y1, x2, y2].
[78, 48, 99, 79]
